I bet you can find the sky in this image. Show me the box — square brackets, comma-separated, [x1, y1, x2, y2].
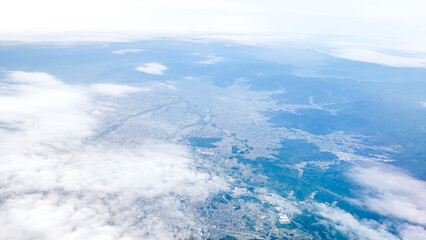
[0, 0, 425, 43]
[1, 0, 425, 68]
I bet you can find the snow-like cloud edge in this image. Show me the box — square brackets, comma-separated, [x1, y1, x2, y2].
[135, 63, 167, 75]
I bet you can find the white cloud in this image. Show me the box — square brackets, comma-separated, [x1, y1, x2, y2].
[89, 83, 146, 97]
[0, 71, 94, 150]
[327, 48, 426, 68]
[0, 71, 228, 239]
[315, 203, 398, 240]
[351, 166, 426, 226]
[112, 48, 145, 54]
[196, 54, 225, 64]
[135, 63, 167, 75]
[399, 224, 426, 240]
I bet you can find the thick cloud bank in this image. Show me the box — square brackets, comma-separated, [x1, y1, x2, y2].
[0, 72, 226, 239]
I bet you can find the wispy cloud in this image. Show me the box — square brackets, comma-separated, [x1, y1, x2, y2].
[89, 83, 147, 97]
[196, 54, 225, 64]
[351, 165, 426, 226]
[112, 48, 145, 54]
[0, 71, 227, 239]
[135, 63, 167, 75]
[315, 203, 398, 240]
[327, 48, 426, 68]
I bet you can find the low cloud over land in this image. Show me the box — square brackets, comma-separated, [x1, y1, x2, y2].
[0, 71, 227, 239]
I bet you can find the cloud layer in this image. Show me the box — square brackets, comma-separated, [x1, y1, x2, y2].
[0, 71, 227, 239]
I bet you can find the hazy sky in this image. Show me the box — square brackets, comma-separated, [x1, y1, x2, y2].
[0, 0, 425, 44]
